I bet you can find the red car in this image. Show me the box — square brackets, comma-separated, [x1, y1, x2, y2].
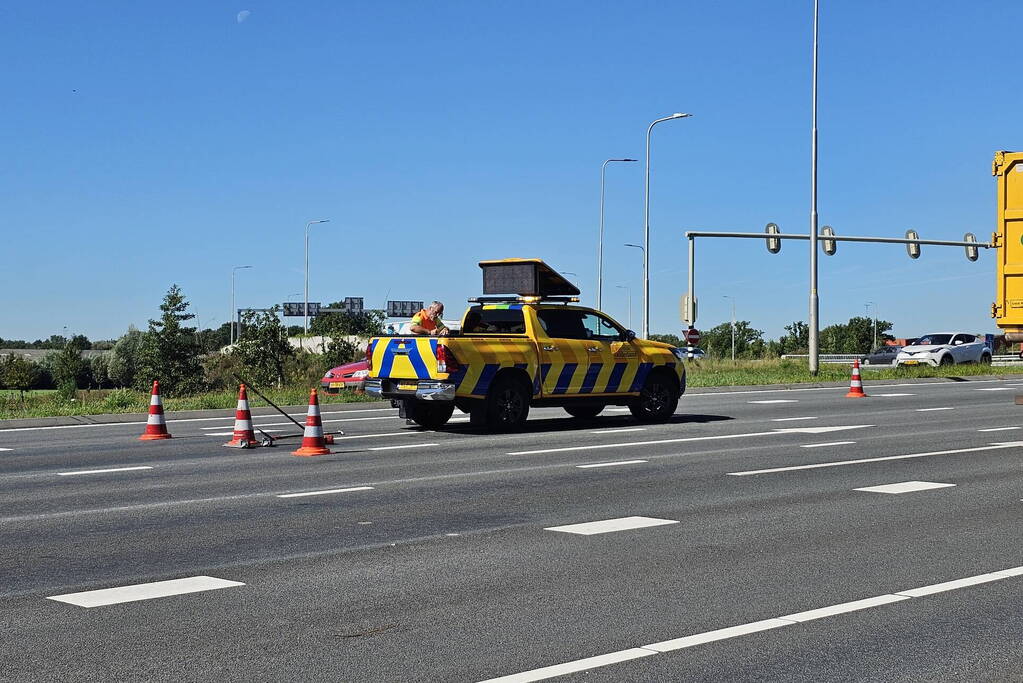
[321, 360, 369, 393]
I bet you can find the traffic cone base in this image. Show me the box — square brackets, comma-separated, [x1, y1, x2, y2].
[845, 359, 868, 398]
[225, 384, 258, 448]
[140, 381, 172, 440]
[293, 388, 331, 456]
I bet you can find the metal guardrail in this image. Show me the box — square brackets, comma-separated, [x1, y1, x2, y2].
[782, 353, 1023, 367]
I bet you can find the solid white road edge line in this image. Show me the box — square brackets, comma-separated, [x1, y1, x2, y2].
[56, 466, 154, 476]
[508, 426, 872, 456]
[727, 442, 1023, 476]
[478, 565, 1023, 683]
[576, 460, 648, 469]
[47, 576, 245, 608]
[276, 486, 374, 498]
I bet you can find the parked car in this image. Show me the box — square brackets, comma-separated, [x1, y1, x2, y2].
[685, 347, 706, 360]
[860, 345, 902, 366]
[895, 333, 991, 367]
[321, 359, 369, 393]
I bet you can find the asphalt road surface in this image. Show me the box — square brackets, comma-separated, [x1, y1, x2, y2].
[2, 378, 1023, 682]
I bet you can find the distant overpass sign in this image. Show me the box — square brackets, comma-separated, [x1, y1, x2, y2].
[387, 300, 424, 318]
[283, 302, 320, 317]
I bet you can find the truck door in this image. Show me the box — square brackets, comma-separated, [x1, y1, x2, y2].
[534, 309, 595, 395]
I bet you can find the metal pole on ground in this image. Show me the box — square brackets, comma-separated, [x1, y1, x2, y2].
[808, 0, 820, 375]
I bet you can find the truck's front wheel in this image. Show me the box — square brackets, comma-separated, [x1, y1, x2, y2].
[410, 402, 455, 430]
[629, 372, 679, 422]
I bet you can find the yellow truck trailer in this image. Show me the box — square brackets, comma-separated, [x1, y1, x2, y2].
[364, 259, 686, 430]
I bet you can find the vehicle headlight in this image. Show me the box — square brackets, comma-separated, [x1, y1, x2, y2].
[670, 347, 686, 361]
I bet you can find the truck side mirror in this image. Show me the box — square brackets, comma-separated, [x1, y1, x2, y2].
[622, 330, 636, 342]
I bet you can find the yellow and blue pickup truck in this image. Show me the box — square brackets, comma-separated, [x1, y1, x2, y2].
[364, 259, 686, 430]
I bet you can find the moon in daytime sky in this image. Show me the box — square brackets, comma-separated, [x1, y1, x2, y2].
[237, 10, 251, 23]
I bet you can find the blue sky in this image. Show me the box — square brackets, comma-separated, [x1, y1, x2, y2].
[2, 1, 1019, 342]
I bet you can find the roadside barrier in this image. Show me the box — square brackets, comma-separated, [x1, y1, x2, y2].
[139, 381, 172, 440]
[292, 388, 332, 456]
[224, 384, 258, 448]
[845, 359, 868, 398]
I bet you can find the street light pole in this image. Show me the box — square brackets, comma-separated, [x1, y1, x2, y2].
[723, 295, 736, 361]
[809, 0, 820, 374]
[304, 219, 330, 338]
[231, 265, 253, 344]
[616, 285, 632, 329]
[598, 158, 636, 311]
[644, 113, 691, 339]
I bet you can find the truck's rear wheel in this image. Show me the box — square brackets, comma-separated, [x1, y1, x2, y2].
[482, 375, 530, 431]
[629, 372, 679, 422]
[410, 402, 455, 430]
[564, 405, 604, 419]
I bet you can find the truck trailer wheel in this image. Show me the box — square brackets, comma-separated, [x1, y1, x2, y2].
[480, 375, 530, 431]
[629, 371, 679, 422]
[410, 402, 455, 430]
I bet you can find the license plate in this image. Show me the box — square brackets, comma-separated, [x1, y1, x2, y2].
[398, 381, 418, 391]
[903, 360, 919, 365]
[329, 382, 343, 388]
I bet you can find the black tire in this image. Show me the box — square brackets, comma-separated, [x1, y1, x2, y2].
[980, 353, 992, 365]
[564, 405, 604, 419]
[483, 375, 530, 432]
[939, 354, 954, 367]
[629, 371, 680, 422]
[410, 402, 455, 430]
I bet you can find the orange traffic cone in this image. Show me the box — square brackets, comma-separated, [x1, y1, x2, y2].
[224, 384, 257, 448]
[845, 359, 868, 398]
[293, 388, 331, 456]
[139, 381, 172, 440]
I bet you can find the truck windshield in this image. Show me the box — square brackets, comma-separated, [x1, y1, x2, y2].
[462, 306, 526, 334]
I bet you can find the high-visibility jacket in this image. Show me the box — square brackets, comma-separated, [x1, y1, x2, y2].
[411, 309, 447, 333]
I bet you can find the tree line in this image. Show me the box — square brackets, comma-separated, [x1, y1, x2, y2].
[0, 286, 383, 398]
[650, 316, 896, 359]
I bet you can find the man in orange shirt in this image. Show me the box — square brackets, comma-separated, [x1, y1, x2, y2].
[409, 301, 449, 336]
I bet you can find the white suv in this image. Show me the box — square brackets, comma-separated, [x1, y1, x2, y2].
[895, 333, 991, 367]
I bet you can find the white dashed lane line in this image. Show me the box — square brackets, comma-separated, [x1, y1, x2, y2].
[545, 516, 678, 536]
[590, 428, 646, 434]
[771, 417, 817, 422]
[56, 466, 154, 477]
[978, 427, 1021, 432]
[975, 387, 1015, 391]
[576, 460, 648, 469]
[873, 393, 915, 397]
[479, 566, 1023, 682]
[916, 407, 954, 412]
[276, 486, 374, 498]
[0, 448, 12, 452]
[48, 576, 245, 608]
[368, 443, 439, 451]
[854, 481, 956, 494]
[727, 442, 1023, 476]
[800, 442, 854, 448]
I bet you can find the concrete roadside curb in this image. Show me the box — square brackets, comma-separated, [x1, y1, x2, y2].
[0, 400, 393, 431]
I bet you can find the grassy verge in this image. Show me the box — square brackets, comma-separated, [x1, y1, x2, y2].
[4, 359, 1023, 420]
[685, 358, 1023, 387]
[0, 386, 378, 420]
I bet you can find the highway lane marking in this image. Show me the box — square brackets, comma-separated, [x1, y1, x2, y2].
[369, 443, 439, 451]
[916, 407, 954, 412]
[576, 460, 648, 469]
[727, 441, 1023, 476]
[800, 442, 854, 448]
[47, 576, 245, 608]
[0, 447, 11, 451]
[590, 428, 646, 434]
[873, 393, 915, 397]
[0, 409, 397, 433]
[975, 387, 1015, 391]
[479, 565, 1023, 682]
[748, 399, 797, 404]
[771, 417, 818, 422]
[276, 486, 374, 498]
[854, 481, 956, 494]
[200, 416, 395, 429]
[978, 427, 1021, 432]
[508, 425, 872, 456]
[545, 516, 678, 535]
[56, 466, 154, 476]
[205, 429, 285, 436]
